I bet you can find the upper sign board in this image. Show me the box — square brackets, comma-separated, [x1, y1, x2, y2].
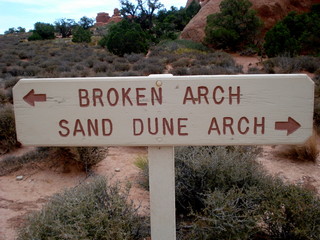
[13, 74, 314, 146]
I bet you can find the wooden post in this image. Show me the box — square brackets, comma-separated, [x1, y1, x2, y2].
[148, 147, 176, 240]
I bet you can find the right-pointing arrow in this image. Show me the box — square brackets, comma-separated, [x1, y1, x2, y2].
[275, 117, 301, 136]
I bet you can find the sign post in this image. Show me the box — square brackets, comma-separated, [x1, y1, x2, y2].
[13, 74, 314, 240]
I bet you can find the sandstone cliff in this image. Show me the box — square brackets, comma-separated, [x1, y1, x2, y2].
[181, 0, 320, 43]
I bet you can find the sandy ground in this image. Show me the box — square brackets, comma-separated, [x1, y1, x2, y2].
[0, 147, 149, 240]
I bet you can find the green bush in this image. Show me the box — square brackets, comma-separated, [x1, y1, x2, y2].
[0, 106, 19, 154]
[28, 22, 55, 41]
[17, 177, 147, 240]
[261, 184, 320, 239]
[99, 20, 150, 57]
[28, 32, 43, 41]
[175, 146, 262, 213]
[264, 6, 320, 57]
[205, 0, 262, 50]
[185, 187, 261, 239]
[72, 26, 92, 43]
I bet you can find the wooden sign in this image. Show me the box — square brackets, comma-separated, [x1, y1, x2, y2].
[13, 74, 314, 146]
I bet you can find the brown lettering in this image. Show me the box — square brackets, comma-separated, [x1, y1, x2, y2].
[92, 88, 103, 107]
[213, 86, 225, 104]
[73, 119, 85, 136]
[151, 87, 162, 105]
[102, 119, 113, 136]
[87, 119, 98, 136]
[136, 88, 147, 106]
[229, 86, 241, 105]
[183, 87, 196, 104]
[208, 117, 221, 135]
[59, 119, 70, 137]
[223, 117, 234, 135]
[122, 88, 133, 106]
[148, 118, 159, 135]
[254, 117, 265, 134]
[107, 88, 119, 106]
[197, 86, 209, 104]
[163, 118, 174, 135]
[238, 117, 249, 135]
[178, 118, 188, 136]
[133, 119, 144, 136]
[79, 89, 89, 107]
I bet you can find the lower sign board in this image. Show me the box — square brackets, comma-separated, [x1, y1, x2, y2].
[13, 74, 314, 146]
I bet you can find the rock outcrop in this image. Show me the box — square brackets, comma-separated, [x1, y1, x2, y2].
[181, 0, 320, 43]
[95, 8, 122, 27]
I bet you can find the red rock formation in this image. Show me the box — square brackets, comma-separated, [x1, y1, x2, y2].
[95, 8, 122, 27]
[181, 0, 320, 43]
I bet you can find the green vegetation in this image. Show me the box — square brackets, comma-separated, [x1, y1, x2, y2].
[205, 0, 262, 50]
[153, 1, 201, 41]
[0, 106, 19, 154]
[135, 146, 320, 239]
[17, 177, 147, 240]
[54, 18, 76, 38]
[264, 4, 320, 57]
[28, 22, 55, 41]
[99, 20, 150, 56]
[4, 26, 26, 35]
[72, 26, 92, 43]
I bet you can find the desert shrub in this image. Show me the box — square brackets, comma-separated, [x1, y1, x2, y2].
[50, 147, 107, 172]
[0, 89, 8, 105]
[205, 0, 262, 50]
[17, 177, 147, 240]
[93, 62, 114, 73]
[134, 155, 149, 189]
[183, 181, 320, 240]
[0, 148, 49, 176]
[276, 131, 319, 162]
[124, 53, 145, 63]
[171, 58, 192, 68]
[185, 187, 261, 240]
[150, 39, 209, 57]
[262, 55, 320, 74]
[132, 58, 165, 75]
[0, 106, 19, 154]
[114, 59, 131, 72]
[3, 77, 19, 89]
[260, 183, 320, 239]
[169, 67, 189, 76]
[175, 146, 263, 213]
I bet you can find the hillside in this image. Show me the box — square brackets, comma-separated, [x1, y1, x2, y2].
[181, 0, 320, 42]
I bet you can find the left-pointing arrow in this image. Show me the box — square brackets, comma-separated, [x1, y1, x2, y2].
[23, 89, 47, 106]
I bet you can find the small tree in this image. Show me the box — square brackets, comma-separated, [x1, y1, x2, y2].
[99, 20, 149, 56]
[4, 27, 26, 35]
[72, 26, 91, 43]
[28, 22, 55, 41]
[205, 0, 262, 50]
[78, 16, 94, 30]
[55, 18, 76, 38]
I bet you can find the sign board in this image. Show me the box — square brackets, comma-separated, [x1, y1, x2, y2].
[13, 74, 314, 146]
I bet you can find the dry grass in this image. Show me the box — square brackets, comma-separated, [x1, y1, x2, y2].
[277, 131, 319, 162]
